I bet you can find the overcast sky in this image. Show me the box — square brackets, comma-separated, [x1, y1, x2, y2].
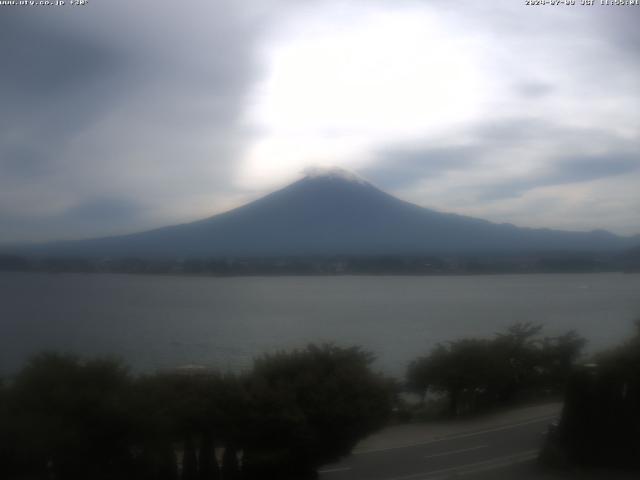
[1, 0, 639, 243]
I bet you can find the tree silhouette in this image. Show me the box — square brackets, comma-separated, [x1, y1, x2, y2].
[8, 353, 134, 479]
[407, 324, 586, 417]
[243, 344, 393, 479]
[552, 320, 640, 468]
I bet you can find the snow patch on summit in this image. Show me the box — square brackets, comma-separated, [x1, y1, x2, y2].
[302, 166, 369, 185]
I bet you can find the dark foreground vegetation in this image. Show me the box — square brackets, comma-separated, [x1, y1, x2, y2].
[406, 323, 586, 418]
[1, 323, 638, 479]
[541, 321, 640, 471]
[407, 321, 640, 473]
[1, 250, 638, 275]
[0, 345, 393, 480]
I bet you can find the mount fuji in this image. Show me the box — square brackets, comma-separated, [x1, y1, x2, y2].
[22, 168, 640, 258]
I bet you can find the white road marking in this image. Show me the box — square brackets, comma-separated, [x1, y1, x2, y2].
[318, 466, 352, 474]
[354, 414, 557, 455]
[423, 444, 488, 460]
[381, 449, 538, 480]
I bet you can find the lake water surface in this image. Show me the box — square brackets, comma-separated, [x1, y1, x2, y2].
[1, 272, 639, 377]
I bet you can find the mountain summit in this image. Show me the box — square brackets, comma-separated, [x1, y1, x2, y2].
[28, 169, 638, 258]
[302, 166, 369, 184]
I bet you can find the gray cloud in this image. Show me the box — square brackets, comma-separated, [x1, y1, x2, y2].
[480, 153, 640, 201]
[0, 197, 144, 245]
[0, 1, 275, 243]
[597, 8, 640, 57]
[363, 146, 480, 189]
[368, 111, 639, 234]
[0, 12, 127, 174]
[0, 0, 638, 242]
[515, 82, 554, 99]
[0, 14, 120, 98]
[367, 116, 638, 195]
[63, 197, 143, 225]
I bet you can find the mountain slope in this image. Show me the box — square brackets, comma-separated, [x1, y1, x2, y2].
[25, 169, 640, 258]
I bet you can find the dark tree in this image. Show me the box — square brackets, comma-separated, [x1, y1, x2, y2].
[407, 323, 586, 417]
[8, 353, 134, 479]
[409, 340, 495, 416]
[243, 344, 393, 479]
[550, 321, 640, 469]
[3, 345, 393, 479]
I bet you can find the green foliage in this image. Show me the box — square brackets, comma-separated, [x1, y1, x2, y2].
[7, 352, 134, 479]
[0, 345, 392, 480]
[407, 323, 586, 417]
[0, 376, 14, 475]
[244, 344, 393, 478]
[537, 330, 586, 391]
[549, 320, 640, 469]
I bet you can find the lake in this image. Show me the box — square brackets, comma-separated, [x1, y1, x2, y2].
[1, 272, 639, 377]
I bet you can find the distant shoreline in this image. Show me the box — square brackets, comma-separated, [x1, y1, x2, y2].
[1, 268, 638, 278]
[2, 252, 638, 276]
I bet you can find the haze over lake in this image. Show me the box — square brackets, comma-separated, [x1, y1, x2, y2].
[2, 272, 639, 377]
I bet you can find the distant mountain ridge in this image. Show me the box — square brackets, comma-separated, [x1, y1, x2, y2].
[17, 168, 640, 258]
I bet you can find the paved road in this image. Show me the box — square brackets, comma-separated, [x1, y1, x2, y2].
[319, 413, 557, 480]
